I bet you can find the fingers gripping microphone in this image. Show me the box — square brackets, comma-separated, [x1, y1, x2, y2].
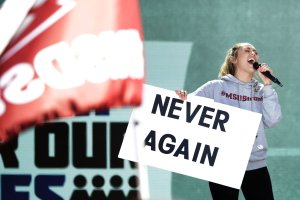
[253, 62, 283, 87]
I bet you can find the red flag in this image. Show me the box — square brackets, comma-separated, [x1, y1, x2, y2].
[0, 0, 144, 142]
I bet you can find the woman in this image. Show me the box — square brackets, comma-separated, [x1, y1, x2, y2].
[176, 42, 282, 199]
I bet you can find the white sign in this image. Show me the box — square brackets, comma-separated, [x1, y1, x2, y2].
[119, 84, 261, 189]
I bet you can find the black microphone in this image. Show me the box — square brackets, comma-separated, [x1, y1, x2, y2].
[253, 62, 283, 87]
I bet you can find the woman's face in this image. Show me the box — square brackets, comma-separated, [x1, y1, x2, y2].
[233, 43, 259, 75]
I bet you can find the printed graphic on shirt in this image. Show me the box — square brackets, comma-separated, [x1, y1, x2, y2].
[221, 91, 263, 102]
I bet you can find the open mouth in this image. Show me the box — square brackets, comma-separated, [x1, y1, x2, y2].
[247, 58, 255, 64]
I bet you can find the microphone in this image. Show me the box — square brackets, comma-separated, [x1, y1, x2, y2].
[253, 62, 283, 87]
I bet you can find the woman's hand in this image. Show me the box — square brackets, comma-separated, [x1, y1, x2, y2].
[257, 63, 272, 86]
[175, 90, 188, 100]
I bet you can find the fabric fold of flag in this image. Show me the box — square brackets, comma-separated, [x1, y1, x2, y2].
[0, 0, 145, 142]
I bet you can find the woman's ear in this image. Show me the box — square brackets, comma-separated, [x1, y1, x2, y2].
[229, 55, 237, 64]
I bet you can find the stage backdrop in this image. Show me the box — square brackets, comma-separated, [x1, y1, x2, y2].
[139, 0, 300, 199]
[1, 0, 300, 199]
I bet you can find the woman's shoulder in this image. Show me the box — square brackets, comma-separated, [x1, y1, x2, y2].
[202, 79, 225, 88]
[193, 79, 224, 93]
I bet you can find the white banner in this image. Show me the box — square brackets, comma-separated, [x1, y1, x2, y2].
[119, 84, 262, 189]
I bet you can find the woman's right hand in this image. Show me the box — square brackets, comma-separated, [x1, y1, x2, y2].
[175, 90, 188, 100]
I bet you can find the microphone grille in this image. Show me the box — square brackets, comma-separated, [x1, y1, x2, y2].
[253, 62, 260, 70]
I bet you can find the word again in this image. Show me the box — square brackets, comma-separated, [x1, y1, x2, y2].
[144, 130, 219, 166]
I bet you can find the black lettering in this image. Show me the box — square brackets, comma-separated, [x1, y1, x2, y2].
[192, 142, 202, 162]
[158, 134, 175, 154]
[151, 94, 170, 116]
[173, 139, 189, 159]
[186, 101, 202, 123]
[1, 174, 31, 200]
[144, 130, 156, 151]
[35, 175, 65, 200]
[198, 106, 215, 128]
[0, 137, 19, 168]
[110, 122, 136, 169]
[35, 122, 69, 168]
[73, 122, 106, 168]
[167, 98, 183, 119]
[212, 110, 229, 132]
[200, 145, 219, 166]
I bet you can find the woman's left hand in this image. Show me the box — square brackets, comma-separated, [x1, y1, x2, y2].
[175, 90, 188, 100]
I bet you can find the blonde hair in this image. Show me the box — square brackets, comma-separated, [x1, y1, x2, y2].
[218, 43, 252, 77]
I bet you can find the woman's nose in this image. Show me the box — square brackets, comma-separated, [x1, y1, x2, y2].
[250, 51, 257, 56]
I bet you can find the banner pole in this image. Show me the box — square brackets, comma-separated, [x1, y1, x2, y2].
[133, 112, 150, 199]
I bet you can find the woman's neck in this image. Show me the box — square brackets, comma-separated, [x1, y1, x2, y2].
[234, 72, 253, 83]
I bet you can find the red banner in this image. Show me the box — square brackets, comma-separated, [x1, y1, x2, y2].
[0, 0, 144, 142]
